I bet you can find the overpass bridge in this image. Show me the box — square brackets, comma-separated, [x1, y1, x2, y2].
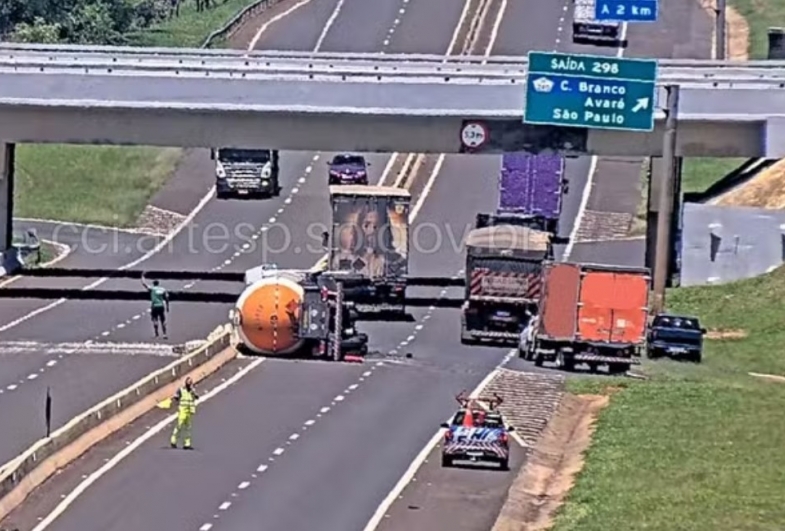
[1, 44, 785, 158]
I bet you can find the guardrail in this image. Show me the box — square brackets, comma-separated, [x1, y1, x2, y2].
[200, 0, 286, 48]
[0, 327, 235, 521]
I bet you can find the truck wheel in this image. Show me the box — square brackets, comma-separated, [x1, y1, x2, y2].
[499, 458, 509, 471]
[647, 347, 660, 359]
[690, 352, 702, 364]
[533, 354, 544, 367]
[441, 455, 452, 468]
[216, 190, 230, 200]
[558, 352, 575, 372]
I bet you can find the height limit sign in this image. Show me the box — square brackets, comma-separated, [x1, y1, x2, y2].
[460, 121, 488, 150]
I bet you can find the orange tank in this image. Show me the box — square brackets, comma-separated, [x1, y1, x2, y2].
[232, 272, 305, 355]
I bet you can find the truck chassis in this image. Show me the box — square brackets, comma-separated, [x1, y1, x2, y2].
[524, 339, 640, 374]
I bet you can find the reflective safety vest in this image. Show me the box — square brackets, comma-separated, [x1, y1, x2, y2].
[178, 388, 196, 414]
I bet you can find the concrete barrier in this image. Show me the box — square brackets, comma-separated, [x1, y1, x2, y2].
[0, 325, 237, 520]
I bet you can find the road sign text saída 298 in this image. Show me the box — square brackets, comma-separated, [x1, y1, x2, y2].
[524, 51, 658, 132]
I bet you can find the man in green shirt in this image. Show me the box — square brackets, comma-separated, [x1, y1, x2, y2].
[141, 273, 169, 339]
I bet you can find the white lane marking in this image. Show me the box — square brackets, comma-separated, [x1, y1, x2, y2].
[313, 0, 348, 52]
[247, 0, 314, 50]
[273, 447, 285, 456]
[304, 419, 315, 426]
[563, 21, 628, 260]
[256, 464, 268, 473]
[219, 501, 231, 510]
[334, 394, 345, 402]
[199, 524, 213, 531]
[30, 358, 265, 531]
[408, 155, 445, 221]
[238, 481, 250, 490]
[377, 153, 399, 186]
[289, 433, 299, 441]
[361, 352, 515, 531]
[0, 186, 215, 335]
[446, 0, 474, 55]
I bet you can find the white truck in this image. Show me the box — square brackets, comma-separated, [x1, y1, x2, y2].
[572, 0, 622, 46]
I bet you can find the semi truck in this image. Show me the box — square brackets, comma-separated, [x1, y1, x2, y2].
[212, 148, 281, 199]
[324, 185, 411, 313]
[497, 153, 567, 234]
[229, 265, 369, 361]
[521, 262, 649, 373]
[572, 0, 622, 45]
[460, 222, 554, 346]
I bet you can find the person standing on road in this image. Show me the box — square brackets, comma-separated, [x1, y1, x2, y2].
[170, 377, 198, 449]
[141, 273, 169, 339]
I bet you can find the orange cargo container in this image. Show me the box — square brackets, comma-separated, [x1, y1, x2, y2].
[539, 262, 650, 346]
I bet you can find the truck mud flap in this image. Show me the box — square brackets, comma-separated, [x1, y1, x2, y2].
[572, 354, 641, 365]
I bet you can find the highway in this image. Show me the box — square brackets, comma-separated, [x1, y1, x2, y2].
[0, 0, 709, 531]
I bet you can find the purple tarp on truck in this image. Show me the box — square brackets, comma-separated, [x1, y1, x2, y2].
[497, 153, 564, 220]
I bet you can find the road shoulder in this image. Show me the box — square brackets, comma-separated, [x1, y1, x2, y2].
[490, 393, 609, 531]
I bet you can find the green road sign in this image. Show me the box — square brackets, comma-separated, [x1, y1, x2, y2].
[524, 51, 658, 132]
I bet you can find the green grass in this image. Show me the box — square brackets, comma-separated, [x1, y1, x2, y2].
[552, 267, 785, 531]
[681, 157, 747, 195]
[18, 0, 258, 226]
[127, 0, 258, 47]
[15, 145, 182, 227]
[730, 0, 785, 59]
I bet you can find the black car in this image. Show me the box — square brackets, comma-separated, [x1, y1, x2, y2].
[327, 154, 369, 185]
[647, 313, 706, 363]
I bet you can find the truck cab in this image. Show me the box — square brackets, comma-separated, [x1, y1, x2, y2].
[212, 148, 281, 199]
[572, 0, 622, 46]
[647, 313, 706, 363]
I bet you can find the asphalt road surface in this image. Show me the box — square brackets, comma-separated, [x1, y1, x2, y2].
[0, 0, 710, 530]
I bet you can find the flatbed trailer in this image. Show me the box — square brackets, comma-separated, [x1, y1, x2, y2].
[524, 261, 650, 373]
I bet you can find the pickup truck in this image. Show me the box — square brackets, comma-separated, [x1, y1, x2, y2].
[647, 314, 706, 363]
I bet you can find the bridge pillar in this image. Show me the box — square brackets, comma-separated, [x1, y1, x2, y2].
[0, 143, 15, 254]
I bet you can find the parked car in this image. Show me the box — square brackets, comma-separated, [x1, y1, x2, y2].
[647, 313, 706, 363]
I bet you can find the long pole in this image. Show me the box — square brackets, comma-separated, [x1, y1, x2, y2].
[716, 0, 727, 59]
[651, 85, 680, 315]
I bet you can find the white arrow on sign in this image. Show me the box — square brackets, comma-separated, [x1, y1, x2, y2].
[632, 98, 650, 113]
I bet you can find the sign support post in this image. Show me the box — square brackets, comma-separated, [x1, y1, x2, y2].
[652, 84, 680, 315]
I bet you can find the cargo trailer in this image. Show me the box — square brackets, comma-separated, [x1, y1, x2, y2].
[460, 224, 553, 345]
[497, 153, 567, 234]
[572, 0, 622, 45]
[523, 262, 650, 373]
[325, 185, 410, 313]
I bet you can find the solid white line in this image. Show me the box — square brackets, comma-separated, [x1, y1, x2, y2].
[377, 153, 400, 186]
[247, 0, 314, 51]
[563, 21, 628, 260]
[446, 0, 474, 55]
[563, 155, 597, 259]
[0, 186, 216, 334]
[30, 358, 265, 531]
[361, 360, 509, 531]
[408, 155, 445, 222]
[484, 0, 507, 60]
[313, 0, 347, 52]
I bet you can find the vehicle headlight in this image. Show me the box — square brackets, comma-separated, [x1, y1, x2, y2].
[216, 163, 226, 178]
[344, 327, 355, 335]
[261, 180, 269, 186]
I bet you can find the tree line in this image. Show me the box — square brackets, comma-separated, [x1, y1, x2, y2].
[0, 0, 222, 45]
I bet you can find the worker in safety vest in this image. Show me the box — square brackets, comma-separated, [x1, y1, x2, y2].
[170, 377, 199, 449]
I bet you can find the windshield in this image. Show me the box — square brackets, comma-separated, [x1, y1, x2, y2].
[653, 316, 700, 330]
[332, 155, 365, 166]
[218, 149, 271, 162]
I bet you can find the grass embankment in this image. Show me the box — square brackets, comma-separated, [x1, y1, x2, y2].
[729, 0, 785, 59]
[18, 0, 257, 226]
[552, 267, 785, 531]
[681, 157, 747, 195]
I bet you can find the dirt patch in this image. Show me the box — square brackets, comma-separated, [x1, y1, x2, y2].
[695, 0, 749, 59]
[712, 159, 785, 208]
[705, 328, 748, 340]
[749, 372, 785, 383]
[490, 393, 610, 531]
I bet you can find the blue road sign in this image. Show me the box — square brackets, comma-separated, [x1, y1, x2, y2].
[524, 51, 658, 132]
[595, 0, 658, 21]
